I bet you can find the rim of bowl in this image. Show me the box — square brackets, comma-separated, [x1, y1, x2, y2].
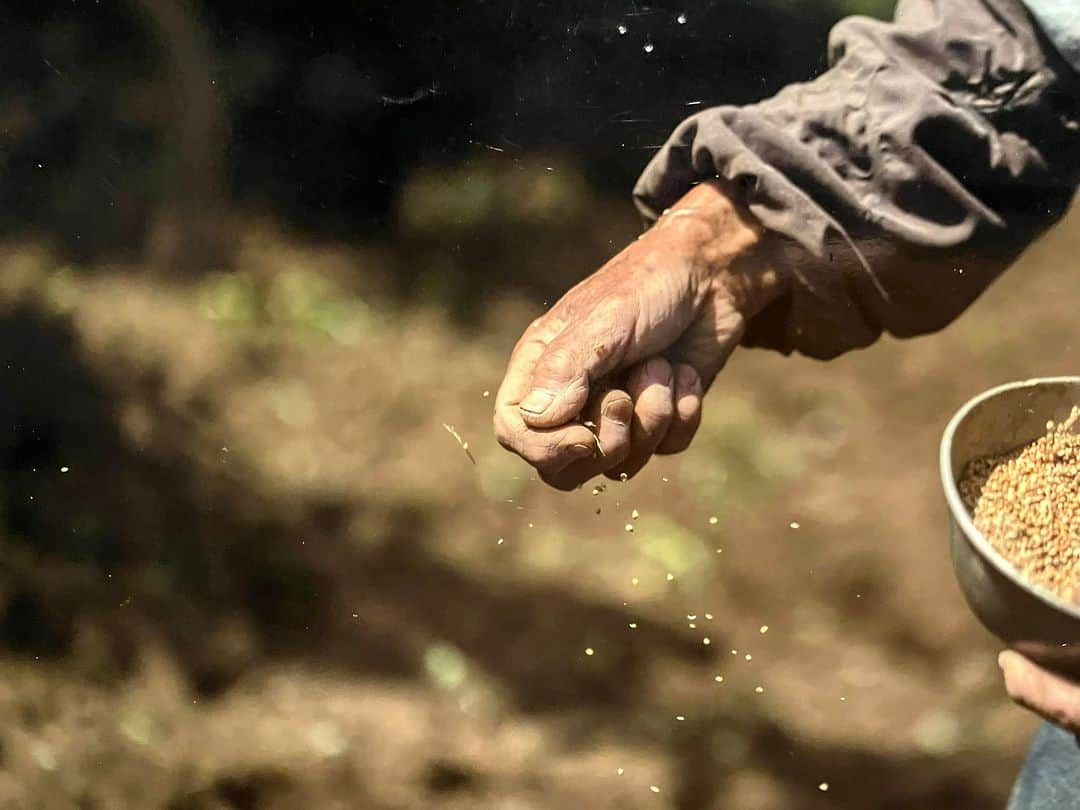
[940, 376, 1080, 620]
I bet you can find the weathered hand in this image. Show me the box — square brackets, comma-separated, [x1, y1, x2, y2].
[493, 180, 780, 490]
[1000, 650, 1080, 734]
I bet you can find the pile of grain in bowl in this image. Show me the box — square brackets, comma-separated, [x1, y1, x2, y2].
[959, 406, 1080, 602]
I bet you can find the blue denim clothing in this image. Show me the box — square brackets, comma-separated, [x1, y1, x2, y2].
[1009, 724, 1080, 809]
[1025, 0, 1080, 71]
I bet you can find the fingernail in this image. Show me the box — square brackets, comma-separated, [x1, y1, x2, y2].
[676, 364, 701, 390]
[572, 443, 595, 458]
[604, 396, 634, 426]
[520, 390, 555, 415]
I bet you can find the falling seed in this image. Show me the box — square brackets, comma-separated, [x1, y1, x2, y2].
[631, 509, 640, 520]
[759, 625, 769, 634]
[666, 573, 675, 582]
[714, 675, 724, 683]
[619, 472, 628, 482]
[687, 614, 697, 620]
[442, 424, 476, 464]
[643, 42, 655, 53]
[482, 390, 490, 398]
[629, 622, 638, 629]
[731, 649, 738, 655]
[677, 12, 687, 23]
[708, 516, 719, 525]
[649, 785, 660, 794]
[631, 577, 640, 586]
[618, 23, 628, 34]
[497, 537, 505, 545]
[818, 783, 830, 792]
[661, 476, 669, 482]
[705, 613, 714, 620]
[625, 523, 635, 533]
[715, 548, 723, 554]
[617, 767, 624, 775]
[585, 647, 595, 656]
[702, 637, 711, 646]
[755, 686, 764, 694]
[745, 654, 753, 661]
[688, 623, 696, 629]
[840, 696, 846, 702]
[675, 715, 685, 721]
[59, 466, 69, 473]
[790, 521, 801, 529]
[528, 522, 534, 528]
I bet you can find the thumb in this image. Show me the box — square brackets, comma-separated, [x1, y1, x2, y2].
[519, 306, 635, 428]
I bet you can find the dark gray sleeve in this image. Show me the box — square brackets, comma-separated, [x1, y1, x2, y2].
[634, 0, 1080, 359]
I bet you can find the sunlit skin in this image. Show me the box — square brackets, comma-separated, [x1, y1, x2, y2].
[492, 179, 781, 491]
[492, 178, 1080, 746]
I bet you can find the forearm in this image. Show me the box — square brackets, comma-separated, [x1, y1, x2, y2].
[636, 0, 1080, 359]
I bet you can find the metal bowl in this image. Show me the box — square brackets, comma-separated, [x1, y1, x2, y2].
[941, 376, 1080, 676]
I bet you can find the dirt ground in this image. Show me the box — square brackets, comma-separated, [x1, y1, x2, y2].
[0, 183, 1074, 809]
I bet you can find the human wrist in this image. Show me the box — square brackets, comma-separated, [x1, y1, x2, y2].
[656, 179, 785, 319]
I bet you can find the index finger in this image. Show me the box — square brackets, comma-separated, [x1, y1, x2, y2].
[494, 329, 598, 473]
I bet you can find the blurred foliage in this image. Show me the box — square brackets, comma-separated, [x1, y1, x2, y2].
[197, 268, 380, 345]
[399, 159, 588, 233]
[0, 0, 896, 259]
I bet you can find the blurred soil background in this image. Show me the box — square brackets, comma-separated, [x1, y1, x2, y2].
[0, 0, 1074, 807]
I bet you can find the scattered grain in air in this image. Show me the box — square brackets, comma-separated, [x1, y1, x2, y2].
[585, 647, 595, 656]
[666, 573, 675, 582]
[688, 623, 697, 629]
[616, 768, 624, 776]
[631, 508, 640, 520]
[60, 466, 69, 473]
[629, 622, 638, 629]
[675, 715, 685, 721]
[482, 390, 490, 398]
[705, 612, 714, 620]
[528, 522, 534, 528]
[745, 654, 753, 661]
[714, 675, 724, 683]
[840, 696, 846, 702]
[619, 472, 629, 482]
[790, 521, 801, 529]
[702, 637, 711, 646]
[708, 516, 719, 525]
[715, 548, 723, 554]
[661, 476, 670, 482]
[818, 783, 830, 792]
[731, 649, 738, 655]
[687, 614, 697, 620]
[497, 537, 505, 545]
[649, 786, 661, 794]
[755, 686, 764, 694]
[624, 523, 635, 533]
[442, 424, 476, 464]
[631, 577, 640, 586]
[759, 625, 769, 634]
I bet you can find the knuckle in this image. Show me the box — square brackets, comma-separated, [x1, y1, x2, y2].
[538, 347, 579, 385]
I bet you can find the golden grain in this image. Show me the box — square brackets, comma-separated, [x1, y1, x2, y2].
[960, 407, 1079, 602]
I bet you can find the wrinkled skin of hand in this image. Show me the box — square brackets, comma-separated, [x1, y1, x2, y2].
[1000, 650, 1080, 736]
[493, 180, 782, 490]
